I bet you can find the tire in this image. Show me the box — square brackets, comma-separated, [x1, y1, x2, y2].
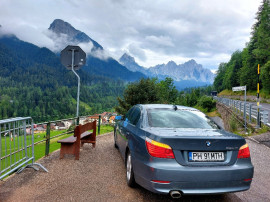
[126, 151, 136, 187]
[114, 130, 118, 149]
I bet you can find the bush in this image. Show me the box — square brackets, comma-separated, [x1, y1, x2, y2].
[229, 116, 238, 132]
[198, 96, 216, 112]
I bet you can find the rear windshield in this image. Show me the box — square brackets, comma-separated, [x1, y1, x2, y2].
[147, 109, 218, 129]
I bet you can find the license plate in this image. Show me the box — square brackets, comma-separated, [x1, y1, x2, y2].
[189, 152, 224, 162]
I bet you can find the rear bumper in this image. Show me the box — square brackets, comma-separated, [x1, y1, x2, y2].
[133, 157, 254, 195]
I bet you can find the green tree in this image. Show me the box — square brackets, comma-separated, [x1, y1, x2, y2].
[115, 78, 160, 115]
[261, 61, 270, 92]
[213, 63, 227, 92]
[222, 51, 242, 89]
[115, 77, 181, 115]
[157, 77, 178, 104]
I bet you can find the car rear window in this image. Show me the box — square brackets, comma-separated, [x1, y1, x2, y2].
[147, 109, 218, 129]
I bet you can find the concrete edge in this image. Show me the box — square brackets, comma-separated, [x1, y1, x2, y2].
[246, 136, 270, 150]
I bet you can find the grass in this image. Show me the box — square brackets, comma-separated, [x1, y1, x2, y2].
[98, 124, 114, 134]
[219, 89, 269, 98]
[206, 110, 221, 117]
[193, 105, 219, 117]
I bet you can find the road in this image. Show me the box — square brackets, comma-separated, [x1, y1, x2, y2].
[0, 133, 269, 201]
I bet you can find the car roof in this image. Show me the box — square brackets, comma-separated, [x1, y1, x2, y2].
[138, 104, 199, 111]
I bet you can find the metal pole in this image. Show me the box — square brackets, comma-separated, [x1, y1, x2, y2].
[71, 49, 81, 118]
[244, 86, 247, 133]
[31, 119, 34, 163]
[23, 120, 28, 158]
[98, 115, 101, 135]
[249, 104, 252, 123]
[257, 64, 261, 128]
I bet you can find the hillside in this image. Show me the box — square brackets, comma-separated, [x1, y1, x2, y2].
[213, 1, 270, 93]
[0, 35, 125, 122]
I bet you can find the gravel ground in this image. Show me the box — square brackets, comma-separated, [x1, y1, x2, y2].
[0, 133, 269, 202]
[234, 139, 270, 202]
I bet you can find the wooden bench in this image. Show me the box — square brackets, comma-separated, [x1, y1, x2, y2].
[80, 120, 96, 148]
[57, 121, 97, 160]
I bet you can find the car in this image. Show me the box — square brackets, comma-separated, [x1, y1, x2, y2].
[114, 104, 254, 198]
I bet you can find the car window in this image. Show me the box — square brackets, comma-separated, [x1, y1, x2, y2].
[125, 107, 135, 123]
[147, 109, 218, 129]
[129, 107, 141, 125]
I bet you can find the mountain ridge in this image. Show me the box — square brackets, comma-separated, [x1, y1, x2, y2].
[119, 53, 215, 83]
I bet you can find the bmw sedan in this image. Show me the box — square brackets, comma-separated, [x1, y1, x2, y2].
[114, 104, 254, 198]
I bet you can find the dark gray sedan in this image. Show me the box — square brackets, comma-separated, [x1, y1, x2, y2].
[114, 104, 254, 198]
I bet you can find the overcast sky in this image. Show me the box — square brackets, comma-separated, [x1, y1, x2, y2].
[0, 0, 261, 71]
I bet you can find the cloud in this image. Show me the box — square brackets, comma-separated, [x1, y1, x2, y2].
[0, 0, 262, 70]
[127, 43, 146, 61]
[145, 35, 174, 47]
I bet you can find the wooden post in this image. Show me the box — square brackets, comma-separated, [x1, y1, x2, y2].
[45, 122, 50, 156]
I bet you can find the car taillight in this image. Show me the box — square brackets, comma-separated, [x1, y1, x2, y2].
[151, 180, 170, 184]
[237, 144, 250, 159]
[146, 137, 175, 159]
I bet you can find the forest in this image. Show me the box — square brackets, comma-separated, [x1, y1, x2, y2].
[0, 35, 125, 122]
[213, 0, 270, 94]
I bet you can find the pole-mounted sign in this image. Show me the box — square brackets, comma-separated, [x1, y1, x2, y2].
[232, 85, 247, 133]
[60, 45, 86, 119]
[232, 86, 246, 91]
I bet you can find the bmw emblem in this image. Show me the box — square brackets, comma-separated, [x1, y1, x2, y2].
[206, 141, 211, 147]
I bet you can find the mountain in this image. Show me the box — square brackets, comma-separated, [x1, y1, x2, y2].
[119, 53, 148, 75]
[49, 19, 103, 51]
[0, 34, 125, 121]
[49, 19, 145, 82]
[148, 59, 214, 83]
[119, 53, 215, 89]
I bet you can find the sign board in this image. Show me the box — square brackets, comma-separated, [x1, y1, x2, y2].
[60, 45, 86, 70]
[232, 86, 246, 91]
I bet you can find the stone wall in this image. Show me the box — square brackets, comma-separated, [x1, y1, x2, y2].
[216, 102, 232, 131]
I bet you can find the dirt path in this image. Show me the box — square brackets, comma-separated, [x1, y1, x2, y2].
[0, 133, 268, 202]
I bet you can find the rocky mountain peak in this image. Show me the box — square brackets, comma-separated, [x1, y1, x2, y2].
[185, 59, 197, 65]
[167, 60, 177, 66]
[119, 53, 148, 74]
[48, 19, 103, 50]
[49, 19, 78, 37]
[119, 53, 135, 63]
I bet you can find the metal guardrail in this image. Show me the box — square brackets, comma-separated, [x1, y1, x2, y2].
[0, 117, 48, 180]
[214, 97, 270, 127]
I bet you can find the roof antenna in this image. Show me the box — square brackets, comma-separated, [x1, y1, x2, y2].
[173, 105, 178, 111]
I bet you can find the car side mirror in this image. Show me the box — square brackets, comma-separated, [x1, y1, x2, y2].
[115, 116, 123, 121]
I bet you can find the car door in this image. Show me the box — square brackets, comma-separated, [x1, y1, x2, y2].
[117, 107, 135, 158]
[118, 106, 141, 158]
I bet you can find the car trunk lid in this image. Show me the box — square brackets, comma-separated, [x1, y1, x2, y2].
[145, 128, 246, 166]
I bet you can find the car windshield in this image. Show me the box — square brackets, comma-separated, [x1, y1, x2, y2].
[147, 109, 219, 129]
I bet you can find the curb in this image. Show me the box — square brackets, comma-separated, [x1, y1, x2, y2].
[246, 136, 270, 149]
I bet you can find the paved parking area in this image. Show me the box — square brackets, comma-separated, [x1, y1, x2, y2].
[0, 133, 269, 201]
